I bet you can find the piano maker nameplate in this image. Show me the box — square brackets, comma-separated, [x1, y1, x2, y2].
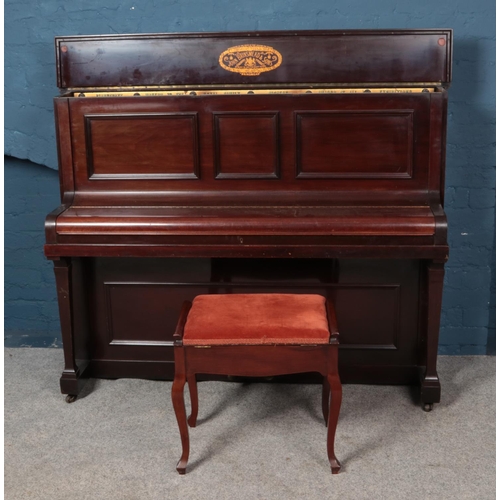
[219, 44, 283, 76]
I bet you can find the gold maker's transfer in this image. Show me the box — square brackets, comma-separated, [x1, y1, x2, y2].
[219, 45, 283, 76]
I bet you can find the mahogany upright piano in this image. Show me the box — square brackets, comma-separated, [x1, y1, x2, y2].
[45, 30, 452, 410]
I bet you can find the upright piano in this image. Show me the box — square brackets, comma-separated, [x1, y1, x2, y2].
[45, 30, 452, 409]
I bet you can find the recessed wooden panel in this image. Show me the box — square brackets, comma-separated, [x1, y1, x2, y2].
[85, 113, 199, 180]
[214, 112, 279, 179]
[104, 282, 210, 346]
[296, 111, 413, 179]
[334, 285, 400, 349]
[104, 282, 400, 349]
[89, 257, 419, 378]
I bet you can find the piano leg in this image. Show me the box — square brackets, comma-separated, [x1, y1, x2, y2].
[420, 259, 446, 411]
[53, 258, 90, 402]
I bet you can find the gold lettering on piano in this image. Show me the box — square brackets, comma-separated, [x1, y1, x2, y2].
[219, 45, 282, 76]
[75, 87, 435, 98]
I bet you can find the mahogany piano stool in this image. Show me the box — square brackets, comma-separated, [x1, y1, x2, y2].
[171, 293, 342, 474]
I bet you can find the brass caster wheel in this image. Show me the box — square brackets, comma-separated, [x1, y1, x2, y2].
[423, 403, 433, 412]
[65, 394, 77, 403]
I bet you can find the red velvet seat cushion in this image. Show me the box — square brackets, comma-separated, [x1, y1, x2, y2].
[183, 294, 330, 346]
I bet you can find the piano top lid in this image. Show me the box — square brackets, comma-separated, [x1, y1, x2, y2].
[55, 29, 452, 90]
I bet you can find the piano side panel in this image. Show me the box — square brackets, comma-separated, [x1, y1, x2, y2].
[85, 257, 420, 383]
[53, 98, 75, 202]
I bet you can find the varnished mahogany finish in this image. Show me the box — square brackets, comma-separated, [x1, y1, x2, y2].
[55, 30, 451, 88]
[45, 30, 451, 409]
[171, 298, 342, 473]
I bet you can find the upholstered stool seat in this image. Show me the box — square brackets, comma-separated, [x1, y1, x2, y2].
[184, 294, 330, 346]
[171, 293, 342, 474]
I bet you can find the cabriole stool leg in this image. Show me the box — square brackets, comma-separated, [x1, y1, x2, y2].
[322, 377, 329, 426]
[187, 374, 198, 428]
[327, 371, 342, 474]
[172, 347, 190, 474]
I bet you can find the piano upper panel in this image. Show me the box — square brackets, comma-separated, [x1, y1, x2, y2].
[65, 91, 435, 206]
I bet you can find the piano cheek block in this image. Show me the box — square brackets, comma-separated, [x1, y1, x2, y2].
[46, 30, 451, 410]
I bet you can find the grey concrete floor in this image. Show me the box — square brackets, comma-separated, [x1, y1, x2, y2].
[4, 349, 495, 500]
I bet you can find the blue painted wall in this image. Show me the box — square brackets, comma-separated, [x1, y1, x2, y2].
[4, 0, 495, 353]
[5, 157, 62, 346]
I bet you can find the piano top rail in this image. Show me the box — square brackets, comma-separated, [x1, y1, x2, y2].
[55, 29, 452, 89]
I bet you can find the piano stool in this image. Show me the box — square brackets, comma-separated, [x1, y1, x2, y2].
[171, 293, 342, 474]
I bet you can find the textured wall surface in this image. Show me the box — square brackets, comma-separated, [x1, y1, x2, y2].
[4, 0, 496, 353]
[5, 157, 61, 347]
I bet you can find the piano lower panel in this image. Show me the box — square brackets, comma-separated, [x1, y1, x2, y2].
[74, 256, 423, 384]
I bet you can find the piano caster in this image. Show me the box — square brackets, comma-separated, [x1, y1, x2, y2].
[65, 394, 77, 404]
[423, 403, 433, 412]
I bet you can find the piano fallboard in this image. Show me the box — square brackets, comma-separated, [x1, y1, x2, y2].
[55, 206, 436, 236]
[45, 204, 444, 259]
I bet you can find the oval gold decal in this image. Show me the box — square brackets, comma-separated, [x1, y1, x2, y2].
[219, 44, 282, 76]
